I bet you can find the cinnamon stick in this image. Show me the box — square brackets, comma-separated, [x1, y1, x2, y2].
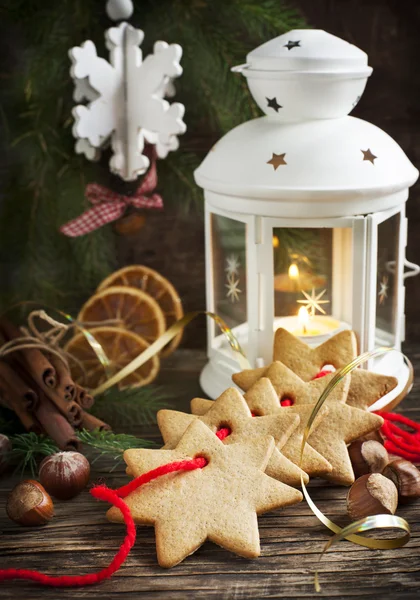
[0, 318, 57, 389]
[35, 393, 80, 450]
[42, 386, 83, 427]
[47, 354, 76, 401]
[75, 385, 94, 410]
[0, 360, 41, 432]
[80, 411, 111, 431]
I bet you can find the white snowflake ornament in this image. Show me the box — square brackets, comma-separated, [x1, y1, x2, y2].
[69, 22, 186, 181]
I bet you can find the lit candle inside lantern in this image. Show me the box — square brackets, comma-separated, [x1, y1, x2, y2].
[288, 263, 299, 280]
[288, 263, 299, 291]
[298, 306, 309, 335]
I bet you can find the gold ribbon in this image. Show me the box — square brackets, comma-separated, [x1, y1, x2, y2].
[299, 347, 411, 592]
[90, 311, 250, 396]
[1, 303, 412, 590]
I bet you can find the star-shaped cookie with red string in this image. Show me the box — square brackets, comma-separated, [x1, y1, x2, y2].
[107, 419, 302, 567]
[233, 362, 384, 485]
[191, 378, 332, 479]
[273, 328, 398, 411]
[157, 386, 309, 486]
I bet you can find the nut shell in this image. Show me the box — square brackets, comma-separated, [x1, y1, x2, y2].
[348, 440, 389, 478]
[383, 459, 420, 504]
[39, 451, 90, 500]
[347, 473, 398, 521]
[6, 480, 54, 526]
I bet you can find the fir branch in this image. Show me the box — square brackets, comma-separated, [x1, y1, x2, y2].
[9, 432, 59, 477]
[91, 385, 173, 428]
[77, 428, 156, 469]
[0, 0, 306, 313]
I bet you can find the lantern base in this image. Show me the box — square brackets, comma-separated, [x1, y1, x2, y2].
[200, 351, 412, 413]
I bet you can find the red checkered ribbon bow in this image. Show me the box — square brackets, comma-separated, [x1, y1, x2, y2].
[60, 159, 163, 238]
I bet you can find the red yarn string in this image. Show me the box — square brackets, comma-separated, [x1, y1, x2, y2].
[0, 457, 206, 587]
[280, 398, 293, 407]
[215, 426, 231, 440]
[312, 366, 420, 462]
[378, 412, 420, 462]
[312, 369, 332, 380]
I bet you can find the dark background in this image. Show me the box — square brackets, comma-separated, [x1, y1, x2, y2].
[2, 0, 420, 348]
[116, 0, 420, 348]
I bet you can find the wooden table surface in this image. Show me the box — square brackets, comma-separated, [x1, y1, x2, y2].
[0, 347, 419, 599]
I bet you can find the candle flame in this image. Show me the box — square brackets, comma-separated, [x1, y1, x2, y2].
[288, 263, 299, 280]
[298, 306, 309, 334]
[272, 235, 280, 248]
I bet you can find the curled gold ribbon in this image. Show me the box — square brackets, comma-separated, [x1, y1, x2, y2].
[90, 311, 250, 396]
[1, 302, 413, 591]
[299, 347, 411, 592]
[1, 304, 249, 394]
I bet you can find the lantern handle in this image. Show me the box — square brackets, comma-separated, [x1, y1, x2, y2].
[231, 63, 249, 73]
[403, 259, 420, 280]
[386, 258, 420, 279]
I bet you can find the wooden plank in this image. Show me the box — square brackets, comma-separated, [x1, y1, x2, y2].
[0, 347, 419, 599]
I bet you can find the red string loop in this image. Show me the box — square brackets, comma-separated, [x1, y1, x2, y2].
[0, 457, 205, 587]
[377, 412, 420, 463]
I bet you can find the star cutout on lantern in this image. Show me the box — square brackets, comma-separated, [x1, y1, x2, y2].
[225, 254, 240, 276]
[266, 97, 282, 112]
[361, 148, 377, 164]
[297, 288, 330, 316]
[378, 275, 389, 305]
[267, 152, 287, 170]
[352, 95, 361, 108]
[225, 273, 242, 303]
[284, 40, 301, 50]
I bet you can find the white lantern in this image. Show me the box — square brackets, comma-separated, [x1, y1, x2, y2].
[194, 30, 420, 407]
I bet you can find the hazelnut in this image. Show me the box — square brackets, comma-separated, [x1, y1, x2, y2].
[382, 459, 420, 504]
[347, 473, 398, 520]
[348, 440, 389, 478]
[6, 480, 54, 526]
[39, 451, 90, 500]
[0, 433, 12, 474]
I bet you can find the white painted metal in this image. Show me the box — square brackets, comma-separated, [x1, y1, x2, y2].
[195, 29, 420, 400]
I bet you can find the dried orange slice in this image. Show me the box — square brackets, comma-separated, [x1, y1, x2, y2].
[65, 326, 160, 390]
[78, 286, 166, 344]
[97, 266, 183, 356]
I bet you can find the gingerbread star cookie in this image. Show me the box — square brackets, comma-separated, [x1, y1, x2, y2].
[157, 387, 309, 486]
[234, 362, 384, 485]
[273, 328, 398, 411]
[107, 419, 302, 567]
[191, 379, 332, 478]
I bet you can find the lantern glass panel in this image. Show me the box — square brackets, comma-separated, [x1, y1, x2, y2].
[273, 227, 333, 318]
[375, 212, 400, 346]
[211, 214, 247, 330]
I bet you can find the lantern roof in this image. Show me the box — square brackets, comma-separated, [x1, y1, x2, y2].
[195, 116, 418, 215]
[195, 29, 418, 217]
[243, 29, 371, 74]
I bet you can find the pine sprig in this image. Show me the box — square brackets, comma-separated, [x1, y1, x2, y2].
[0, 0, 306, 314]
[9, 432, 59, 476]
[91, 385, 173, 428]
[77, 428, 156, 469]
[7, 429, 156, 476]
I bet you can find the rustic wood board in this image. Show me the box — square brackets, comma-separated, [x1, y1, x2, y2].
[0, 347, 419, 599]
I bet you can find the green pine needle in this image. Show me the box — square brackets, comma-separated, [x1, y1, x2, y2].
[7, 429, 156, 476]
[9, 432, 59, 477]
[90, 385, 173, 428]
[77, 428, 156, 469]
